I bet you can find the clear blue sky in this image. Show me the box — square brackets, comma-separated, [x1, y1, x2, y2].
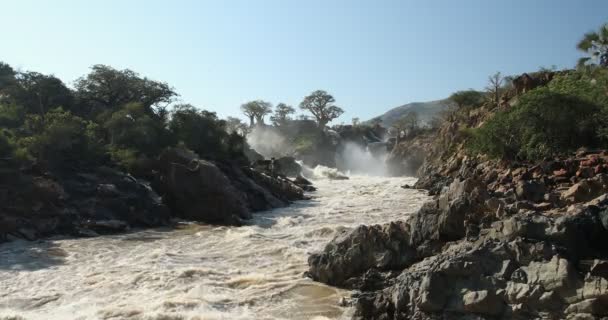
[3, 0, 607, 123]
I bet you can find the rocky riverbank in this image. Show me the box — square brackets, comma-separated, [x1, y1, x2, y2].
[0, 147, 309, 243]
[308, 150, 608, 319]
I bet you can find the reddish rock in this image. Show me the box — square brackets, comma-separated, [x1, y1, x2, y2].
[553, 168, 568, 177]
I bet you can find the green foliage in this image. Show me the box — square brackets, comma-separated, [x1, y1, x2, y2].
[577, 23, 608, 67]
[241, 100, 272, 126]
[468, 71, 608, 160]
[0, 130, 14, 158]
[75, 64, 176, 117]
[448, 90, 485, 110]
[300, 90, 344, 128]
[107, 146, 140, 172]
[17, 108, 104, 166]
[293, 134, 317, 153]
[0, 103, 26, 128]
[168, 104, 242, 161]
[104, 103, 174, 156]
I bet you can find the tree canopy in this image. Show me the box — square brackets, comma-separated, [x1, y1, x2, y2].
[241, 100, 272, 126]
[74, 64, 176, 117]
[299, 90, 344, 128]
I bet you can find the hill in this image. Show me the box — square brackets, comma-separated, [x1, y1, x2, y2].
[367, 99, 450, 127]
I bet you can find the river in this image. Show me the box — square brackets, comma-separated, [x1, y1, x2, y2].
[0, 172, 427, 320]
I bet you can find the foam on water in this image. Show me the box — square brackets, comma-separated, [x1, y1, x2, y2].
[0, 174, 428, 320]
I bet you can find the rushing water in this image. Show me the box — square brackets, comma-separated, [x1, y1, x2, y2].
[0, 172, 428, 320]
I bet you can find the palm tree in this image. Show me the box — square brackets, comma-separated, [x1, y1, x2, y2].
[577, 23, 608, 67]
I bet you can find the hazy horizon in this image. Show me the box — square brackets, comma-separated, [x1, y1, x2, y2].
[4, 0, 608, 123]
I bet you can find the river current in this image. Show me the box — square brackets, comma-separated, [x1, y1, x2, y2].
[0, 170, 427, 320]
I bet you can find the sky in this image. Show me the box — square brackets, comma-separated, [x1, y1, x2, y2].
[2, 0, 608, 123]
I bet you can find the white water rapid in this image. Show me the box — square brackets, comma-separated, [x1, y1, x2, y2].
[0, 173, 428, 320]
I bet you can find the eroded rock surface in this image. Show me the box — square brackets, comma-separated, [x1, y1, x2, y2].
[309, 154, 608, 319]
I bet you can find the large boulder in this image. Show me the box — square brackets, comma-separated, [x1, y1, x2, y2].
[308, 222, 415, 287]
[163, 157, 250, 225]
[157, 148, 305, 225]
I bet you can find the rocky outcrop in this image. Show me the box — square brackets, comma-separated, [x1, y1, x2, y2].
[308, 151, 608, 320]
[0, 163, 170, 242]
[156, 148, 305, 225]
[1, 147, 311, 242]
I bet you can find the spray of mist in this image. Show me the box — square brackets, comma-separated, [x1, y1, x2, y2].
[336, 142, 389, 176]
[246, 126, 294, 158]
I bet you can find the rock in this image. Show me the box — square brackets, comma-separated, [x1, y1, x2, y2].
[418, 273, 447, 312]
[163, 157, 250, 225]
[591, 260, 608, 279]
[96, 183, 121, 197]
[84, 219, 129, 234]
[523, 255, 578, 297]
[158, 148, 305, 225]
[562, 178, 607, 204]
[1, 160, 172, 242]
[275, 156, 302, 176]
[307, 221, 415, 287]
[566, 298, 608, 316]
[462, 290, 504, 316]
[516, 180, 546, 202]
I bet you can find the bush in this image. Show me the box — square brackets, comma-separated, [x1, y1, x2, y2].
[0, 103, 26, 128]
[468, 86, 604, 160]
[17, 108, 104, 167]
[103, 102, 174, 156]
[168, 104, 241, 161]
[0, 130, 13, 158]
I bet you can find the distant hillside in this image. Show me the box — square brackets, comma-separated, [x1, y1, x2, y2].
[367, 99, 450, 127]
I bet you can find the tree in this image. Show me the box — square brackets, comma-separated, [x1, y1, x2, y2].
[225, 116, 248, 135]
[0, 62, 17, 94]
[75, 64, 176, 116]
[103, 102, 172, 155]
[270, 103, 295, 126]
[19, 108, 103, 167]
[485, 72, 504, 106]
[168, 104, 232, 160]
[11, 72, 74, 116]
[299, 90, 344, 128]
[577, 23, 608, 67]
[240, 100, 272, 126]
[392, 111, 420, 142]
[448, 90, 485, 109]
[352, 117, 360, 126]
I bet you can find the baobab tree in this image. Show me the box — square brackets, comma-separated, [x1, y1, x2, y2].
[270, 103, 295, 126]
[241, 100, 272, 126]
[299, 90, 344, 128]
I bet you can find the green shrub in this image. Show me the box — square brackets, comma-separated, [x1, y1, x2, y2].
[168, 104, 240, 161]
[0, 103, 26, 128]
[468, 87, 604, 160]
[103, 102, 174, 156]
[0, 130, 13, 158]
[293, 134, 317, 153]
[17, 108, 104, 167]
